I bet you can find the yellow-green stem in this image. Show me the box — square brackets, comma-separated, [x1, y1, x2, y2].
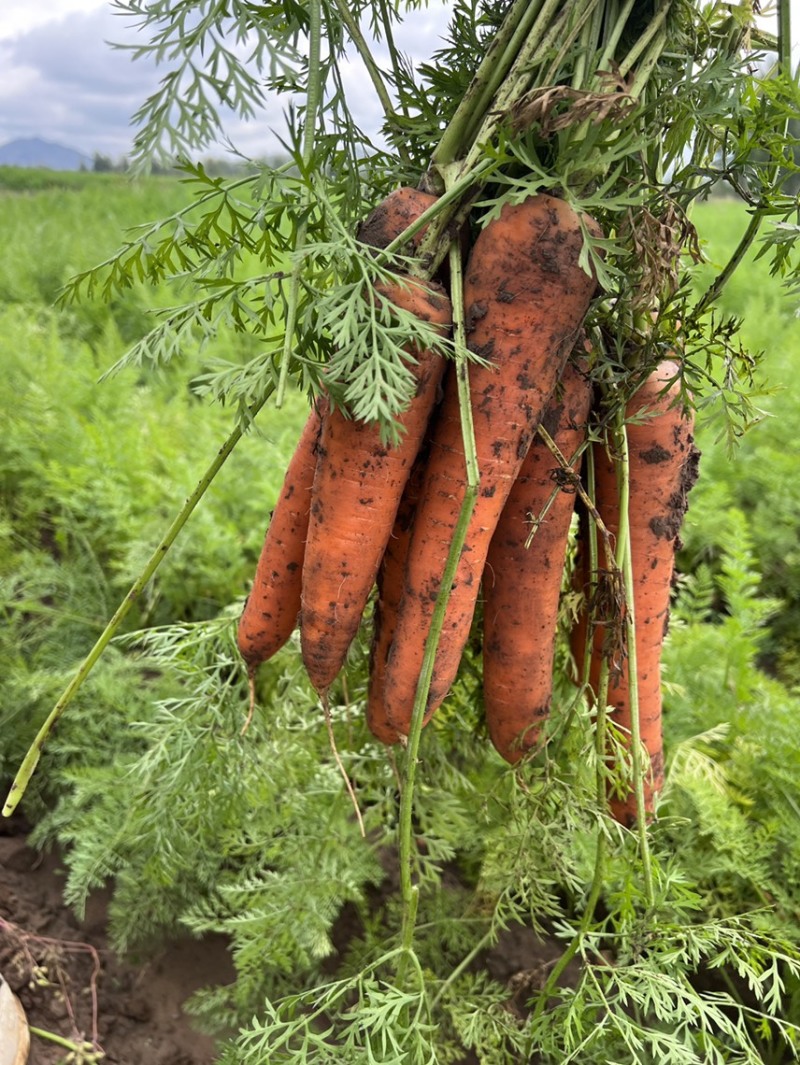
[29, 1026, 100, 1058]
[614, 419, 655, 905]
[397, 229, 479, 973]
[430, 0, 545, 171]
[332, 0, 411, 167]
[529, 662, 611, 1037]
[617, 0, 671, 77]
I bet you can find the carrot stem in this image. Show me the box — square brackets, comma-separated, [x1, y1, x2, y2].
[2, 391, 273, 818]
[275, 0, 322, 408]
[595, 0, 637, 74]
[430, 0, 546, 172]
[529, 652, 609, 1035]
[695, 213, 764, 317]
[696, 18, 793, 316]
[541, 0, 604, 87]
[779, 0, 792, 74]
[614, 419, 655, 906]
[430, 928, 495, 1011]
[455, 0, 591, 180]
[330, 0, 411, 168]
[397, 226, 478, 968]
[616, 0, 671, 78]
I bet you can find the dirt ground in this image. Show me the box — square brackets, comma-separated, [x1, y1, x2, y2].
[0, 814, 233, 1065]
[0, 810, 585, 1065]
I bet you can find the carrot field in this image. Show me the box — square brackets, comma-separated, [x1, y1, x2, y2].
[2, 168, 800, 1061]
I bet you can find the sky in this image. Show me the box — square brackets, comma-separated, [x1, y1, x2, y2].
[0, 1, 797, 164]
[0, 0, 452, 162]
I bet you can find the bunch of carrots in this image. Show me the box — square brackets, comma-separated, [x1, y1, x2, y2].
[237, 185, 698, 827]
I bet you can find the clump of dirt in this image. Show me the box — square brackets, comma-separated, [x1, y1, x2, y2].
[0, 816, 234, 1065]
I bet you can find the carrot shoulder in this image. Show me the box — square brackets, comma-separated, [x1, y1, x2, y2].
[382, 193, 602, 737]
[587, 360, 699, 825]
[483, 357, 592, 763]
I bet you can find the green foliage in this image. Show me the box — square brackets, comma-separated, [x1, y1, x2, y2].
[0, 175, 309, 807]
[686, 199, 800, 682]
[4, 0, 800, 1059]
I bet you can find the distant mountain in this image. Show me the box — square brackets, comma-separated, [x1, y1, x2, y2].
[0, 137, 93, 171]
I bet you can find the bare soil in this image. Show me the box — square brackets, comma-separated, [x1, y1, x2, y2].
[0, 815, 233, 1065]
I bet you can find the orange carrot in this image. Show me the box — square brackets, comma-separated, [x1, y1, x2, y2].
[482, 357, 592, 762]
[382, 193, 602, 737]
[237, 186, 436, 690]
[300, 190, 452, 693]
[237, 399, 327, 674]
[356, 186, 437, 251]
[301, 277, 451, 692]
[585, 360, 699, 825]
[366, 448, 427, 744]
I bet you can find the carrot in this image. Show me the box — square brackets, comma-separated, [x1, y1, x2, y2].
[366, 448, 427, 744]
[382, 193, 602, 737]
[482, 357, 592, 763]
[300, 191, 452, 693]
[237, 399, 327, 674]
[585, 360, 699, 825]
[356, 186, 438, 251]
[237, 186, 437, 691]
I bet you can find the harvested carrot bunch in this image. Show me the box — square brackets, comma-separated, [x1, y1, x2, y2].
[238, 182, 699, 832]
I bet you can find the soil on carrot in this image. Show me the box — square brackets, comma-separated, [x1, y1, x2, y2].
[0, 814, 233, 1065]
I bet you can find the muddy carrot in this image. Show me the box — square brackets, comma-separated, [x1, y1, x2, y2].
[382, 193, 602, 737]
[482, 357, 592, 762]
[300, 190, 451, 693]
[366, 448, 428, 744]
[586, 360, 699, 825]
[237, 400, 327, 677]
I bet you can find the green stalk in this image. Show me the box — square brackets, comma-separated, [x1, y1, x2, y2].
[614, 419, 655, 906]
[529, 665, 610, 1038]
[275, 0, 322, 408]
[616, 0, 672, 78]
[397, 233, 479, 968]
[377, 0, 408, 117]
[571, 1, 605, 89]
[456, 0, 593, 178]
[628, 27, 668, 100]
[595, 0, 637, 74]
[331, 0, 411, 167]
[542, 0, 605, 87]
[779, 0, 792, 75]
[583, 446, 600, 695]
[412, 0, 593, 274]
[694, 211, 763, 316]
[430, 929, 495, 1010]
[528, 453, 610, 1043]
[694, 3, 792, 318]
[2, 391, 272, 818]
[430, 0, 547, 172]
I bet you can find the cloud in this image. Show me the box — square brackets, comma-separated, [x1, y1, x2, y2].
[0, 3, 453, 162]
[0, 6, 159, 157]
